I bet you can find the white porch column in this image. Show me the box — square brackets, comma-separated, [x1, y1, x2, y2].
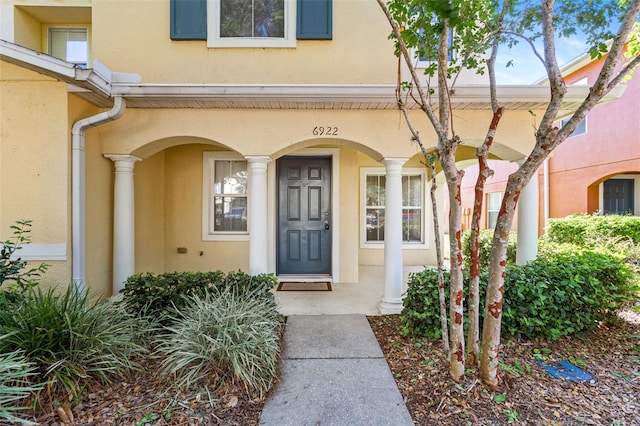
[105, 154, 140, 294]
[246, 156, 271, 275]
[379, 158, 407, 314]
[516, 172, 539, 265]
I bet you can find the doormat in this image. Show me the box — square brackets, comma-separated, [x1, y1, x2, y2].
[276, 281, 332, 291]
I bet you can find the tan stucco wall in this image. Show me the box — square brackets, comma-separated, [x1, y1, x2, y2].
[134, 151, 166, 274]
[90, 0, 396, 84]
[12, 6, 41, 50]
[0, 62, 70, 286]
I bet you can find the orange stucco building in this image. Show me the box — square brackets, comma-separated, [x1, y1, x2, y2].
[460, 50, 640, 235]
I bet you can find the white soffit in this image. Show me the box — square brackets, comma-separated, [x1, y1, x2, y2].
[1, 39, 625, 111]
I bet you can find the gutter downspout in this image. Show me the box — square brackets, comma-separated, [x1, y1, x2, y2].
[71, 96, 126, 292]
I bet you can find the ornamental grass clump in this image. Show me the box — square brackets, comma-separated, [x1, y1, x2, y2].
[0, 350, 42, 425]
[156, 287, 282, 395]
[0, 285, 149, 399]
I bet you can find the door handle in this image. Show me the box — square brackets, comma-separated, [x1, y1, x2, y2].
[324, 220, 330, 230]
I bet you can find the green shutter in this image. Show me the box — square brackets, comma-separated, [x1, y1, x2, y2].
[170, 0, 207, 40]
[297, 0, 332, 40]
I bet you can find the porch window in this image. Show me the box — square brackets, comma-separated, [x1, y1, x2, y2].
[487, 191, 503, 229]
[48, 27, 88, 68]
[203, 153, 249, 240]
[361, 168, 426, 247]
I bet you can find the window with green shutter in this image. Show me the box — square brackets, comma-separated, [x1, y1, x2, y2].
[297, 0, 332, 40]
[170, 0, 332, 44]
[170, 0, 207, 40]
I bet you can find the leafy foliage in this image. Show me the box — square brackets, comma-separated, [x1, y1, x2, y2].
[546, 213, 640, 245]
[0, 220, 49, 295]
[386, 0, 498, 78]
[121, 270, 278, 322]
[155, 287, 282, 395]
[402, 247, 638, 341]
[502, 247, 637, 340]
[462, 229, 517, 270]
[503, 0, 626, 59]
[0, 286, 149, 398]
[0, 350, 42, 425]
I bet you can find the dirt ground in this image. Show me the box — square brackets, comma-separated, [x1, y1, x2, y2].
[368, 312, 640, 426]
[27, 310, 639, 425]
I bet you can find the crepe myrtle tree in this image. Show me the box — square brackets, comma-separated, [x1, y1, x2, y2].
[378, 0, 640, 386]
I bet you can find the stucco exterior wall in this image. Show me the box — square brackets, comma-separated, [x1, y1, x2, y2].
[0, 62, 70, 286]
[548, 56, 640, 217]
[90, 0, 396, 84]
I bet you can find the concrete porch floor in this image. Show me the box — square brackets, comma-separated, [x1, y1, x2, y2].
[273, 265, 425, 316]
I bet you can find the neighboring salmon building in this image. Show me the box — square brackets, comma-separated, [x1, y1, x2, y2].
[460, 48, 638, 238]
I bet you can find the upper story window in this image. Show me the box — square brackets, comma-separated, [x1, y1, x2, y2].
[361, 168, 427, 248]
[561, 116, 587, 138]
[170, 0, 332, 44]
[48, 27, 88, 68]
[210, 0, 295, 47]
[203, 152, 249, 241]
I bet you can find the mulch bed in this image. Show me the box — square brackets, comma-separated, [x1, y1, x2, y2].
[368, 313, 640, 425]
[23, 311, 640, 425]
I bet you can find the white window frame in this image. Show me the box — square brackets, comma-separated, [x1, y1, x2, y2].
[561, 116, 587, 138]
[45, 26, 90, 67]
[202, 152, 250, 241]
[207, 0, 296, 48]
[360, 167, 428, 249]
[486, 191, 503, 229]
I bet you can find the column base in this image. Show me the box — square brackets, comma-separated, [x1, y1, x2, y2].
[378, 297, 404, 315]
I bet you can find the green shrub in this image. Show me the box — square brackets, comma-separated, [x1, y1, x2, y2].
[401, 268, 451, 339]
[0, 350, 42, 425]
[462, 229, 517, 270]
[155, 287, 282, 395]
[401, 247, 638, 341]
[503, 247, 638, 340]
[0, 286, 149, 398]
[0, 220, 48, 295]
[121, 270, 278, 321]
[546, 213, 640, 246]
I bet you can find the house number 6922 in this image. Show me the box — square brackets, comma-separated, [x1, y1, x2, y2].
[312, 126, 339, 136]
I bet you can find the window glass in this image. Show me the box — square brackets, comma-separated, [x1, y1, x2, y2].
[561, 117, 587, 137]
[212, 160, 248, 232]
[487, 192, 503, 229]
[363, 172, 423, 244]
[48, 28, 88, 67]
[210, 0, 295, 47]
[220, 0, 285, 38]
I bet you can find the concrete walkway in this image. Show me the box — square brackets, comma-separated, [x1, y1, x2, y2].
[259, 315, 414, 426]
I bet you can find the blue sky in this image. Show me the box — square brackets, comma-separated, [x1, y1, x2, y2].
[495, 36, 590, 84]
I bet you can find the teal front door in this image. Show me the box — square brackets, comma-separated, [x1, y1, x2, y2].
[277, 156, 332, 275]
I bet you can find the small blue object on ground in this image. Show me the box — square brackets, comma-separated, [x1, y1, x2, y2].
[536, 360, 597, 383]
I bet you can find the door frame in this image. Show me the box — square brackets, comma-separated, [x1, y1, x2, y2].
[267, 148, 340, 281]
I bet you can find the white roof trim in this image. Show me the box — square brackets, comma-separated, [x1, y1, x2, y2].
[1, 38, 625, 110]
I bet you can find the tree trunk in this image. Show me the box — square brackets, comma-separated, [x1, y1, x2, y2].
[479, 164, 535, 387]
[428, 157, 450, 354]
[438, 137, 465, 382]
[467, 107, 503, 367]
